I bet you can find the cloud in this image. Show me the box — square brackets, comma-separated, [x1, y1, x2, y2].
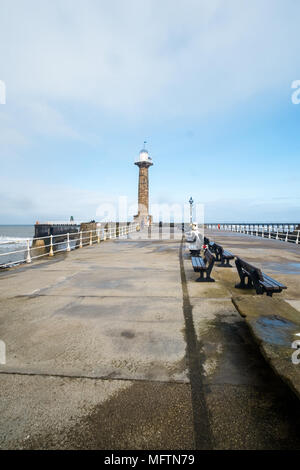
[0, 101, 79, 155]
[204, 197, 300, 223]
[1, 0, 299, 118]
[25, 102, 79, 139]
[0, 179, 138, 223]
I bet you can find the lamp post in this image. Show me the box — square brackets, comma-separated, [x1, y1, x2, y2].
[189, 197, 194, 226]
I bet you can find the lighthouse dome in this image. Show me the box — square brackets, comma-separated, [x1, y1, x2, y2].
[139, 149, 149, 162]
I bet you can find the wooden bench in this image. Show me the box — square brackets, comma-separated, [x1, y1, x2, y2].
[191, 249, 215, 282]
[204, 236, 210, 246]
[210, 242, 234, 267]
[235, 257, 287, 297]
[208, 241, 216, 251]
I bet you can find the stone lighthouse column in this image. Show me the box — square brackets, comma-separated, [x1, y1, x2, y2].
[134, 145, 153, 225]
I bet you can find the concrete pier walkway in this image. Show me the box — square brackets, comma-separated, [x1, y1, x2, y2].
[1, 229, 300, 449]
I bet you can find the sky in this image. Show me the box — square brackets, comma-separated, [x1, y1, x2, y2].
[0, 0, 300, 224]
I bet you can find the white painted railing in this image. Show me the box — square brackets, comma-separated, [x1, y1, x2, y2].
[205, 224, 300, 244]
[0, 223, 138, 268]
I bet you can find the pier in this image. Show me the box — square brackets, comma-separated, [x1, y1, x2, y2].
[1, 227, 300, 449]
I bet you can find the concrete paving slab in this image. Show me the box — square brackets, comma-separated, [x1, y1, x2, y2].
[286, 299, 300, 312]
[43, 267, 182, 298]
[0, 295, 187, 382]
[0, 269, 80, 299]
[206, 383, 300, 450]
[0, 374, 194, 450]
[0, 374, 131, 449]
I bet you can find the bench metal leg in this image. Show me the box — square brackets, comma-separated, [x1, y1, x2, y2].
[196, 271, 204, 282]
[219, 258, 232, 267]
[196, 271, 215, 282]
[204, 275, 215, 282]
[235, 275, 253, 289]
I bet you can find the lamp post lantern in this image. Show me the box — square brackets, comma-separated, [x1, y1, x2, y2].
[189, 197, 194, 226]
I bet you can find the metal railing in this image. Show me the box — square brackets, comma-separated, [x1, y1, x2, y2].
[0, 223, 138, 269]
[205, 224, 300, 244]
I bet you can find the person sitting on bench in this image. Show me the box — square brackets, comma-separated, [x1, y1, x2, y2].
[185, 223, 202, 256]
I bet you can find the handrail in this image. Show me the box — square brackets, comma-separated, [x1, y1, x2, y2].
[205, 224, 300, 245]
[0, 223, 138, 268]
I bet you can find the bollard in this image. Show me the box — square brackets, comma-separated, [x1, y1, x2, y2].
[89, 231, 93, 246]
[79, 231, 83, 248]
[26, 239, 31, 263]
[159, 221, 162, 240]
[67, 233, 71, 252]
[285, 230, 289, 243]
[276, 229, 279, 240]
[97, 229, 100, 244]
[296, 231, 299, 244]
[49, 235, 54, 257]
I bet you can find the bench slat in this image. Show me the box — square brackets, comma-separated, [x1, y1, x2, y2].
[191, 257, 206, 271]
[262, 273, 287, 288]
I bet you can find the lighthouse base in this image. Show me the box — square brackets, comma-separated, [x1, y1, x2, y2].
[134, 214, 152, 227]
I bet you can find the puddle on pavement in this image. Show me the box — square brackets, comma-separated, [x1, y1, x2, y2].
[254, 315, 298, 346]
[260, 262, 300, 275]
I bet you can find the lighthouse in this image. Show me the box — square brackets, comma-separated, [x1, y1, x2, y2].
[134, 143, 153, 225]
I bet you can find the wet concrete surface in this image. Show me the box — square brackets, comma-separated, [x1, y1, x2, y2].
[1, 228, 300, 448]
[254, 315, 298, 347]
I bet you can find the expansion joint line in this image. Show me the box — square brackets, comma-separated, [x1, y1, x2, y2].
[179, 237, 213, 450]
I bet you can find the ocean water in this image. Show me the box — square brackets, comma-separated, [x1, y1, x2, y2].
[0, 225, 34, 267]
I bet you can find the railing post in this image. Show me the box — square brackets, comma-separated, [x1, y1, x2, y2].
[67, 233, 71, 252]
[296, 231, 299, 244]
[89, 230, 93, 246]
[49, 235, 54, 257]
[79, 231, 83, 248]
[285, 230, 289, 242]
[276, 229, 279, 240]
[97, 229, 100, 244]
[26, 239, 31, 263]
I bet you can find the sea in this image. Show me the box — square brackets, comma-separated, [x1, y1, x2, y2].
[0, 225, 34, 268]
